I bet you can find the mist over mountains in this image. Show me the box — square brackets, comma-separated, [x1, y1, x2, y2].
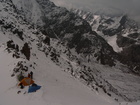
[50, 0, 140, 24]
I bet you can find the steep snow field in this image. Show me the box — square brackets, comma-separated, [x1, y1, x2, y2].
[0, 44, 140, 105]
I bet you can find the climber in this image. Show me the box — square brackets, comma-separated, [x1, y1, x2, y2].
[19, 83, 24, 89]
[30, 71, 33, 79]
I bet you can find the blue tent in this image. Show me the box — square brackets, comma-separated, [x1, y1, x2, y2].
[28, 85, 41, 93]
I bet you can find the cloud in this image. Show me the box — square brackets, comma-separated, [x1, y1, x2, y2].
[50, 0, 140, 23]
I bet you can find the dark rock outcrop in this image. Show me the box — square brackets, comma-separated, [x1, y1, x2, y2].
[21, 43, 31, 60]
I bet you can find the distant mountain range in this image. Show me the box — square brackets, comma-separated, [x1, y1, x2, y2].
[72, 9, 140, 74]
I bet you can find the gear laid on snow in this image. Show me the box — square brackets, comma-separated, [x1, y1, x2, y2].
[17, 72, 41, 93]
[28, 84, 41, 93]
[18, 77, 34, 86]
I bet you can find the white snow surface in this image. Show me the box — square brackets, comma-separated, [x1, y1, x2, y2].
[0, 42, 140, 105]
[12, 0, 44, 26]
[106, 35, 122, 52]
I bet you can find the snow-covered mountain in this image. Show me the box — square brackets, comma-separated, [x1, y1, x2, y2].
[72, 9, 139, 49]
[12, 0, 118, 67]
[0, 0, 140, 105]
[72, 9, 140, 74]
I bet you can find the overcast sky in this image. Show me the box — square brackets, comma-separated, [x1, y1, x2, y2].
[50, 0, 140, 23]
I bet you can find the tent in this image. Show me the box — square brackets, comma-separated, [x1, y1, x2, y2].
[28, 85, 41, 93]
[18, 77, 34, 86]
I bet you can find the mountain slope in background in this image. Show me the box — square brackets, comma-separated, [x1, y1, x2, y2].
[12, 0, 118, 67]
[72, 9, 140, 74]
[0, 0, 140, 104]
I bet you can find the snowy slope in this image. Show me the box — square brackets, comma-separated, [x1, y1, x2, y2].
[0, 1, 115, 105]
[0, 37, 140, 105]
[0, 1, 140, 105]
[12, 0, 44, 26]
[0, 6, 119, 103]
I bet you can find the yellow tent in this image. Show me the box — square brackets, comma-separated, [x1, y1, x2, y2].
[18, 77, 34, 86]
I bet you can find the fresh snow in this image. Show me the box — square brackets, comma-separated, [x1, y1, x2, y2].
[0, 44, 139, 105]
[106, 35, 122, 52]
[95, 31, 122, 52]
[12, 0, 44, 26]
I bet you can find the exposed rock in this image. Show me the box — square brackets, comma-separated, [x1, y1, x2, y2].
[117, 35, 136, 47]
[21, 43, 31, 60]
